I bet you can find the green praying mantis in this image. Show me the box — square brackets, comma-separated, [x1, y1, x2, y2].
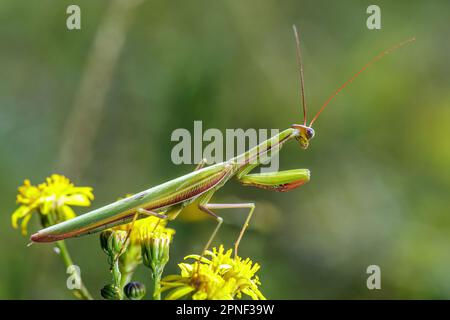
[31, 27, 414, 257]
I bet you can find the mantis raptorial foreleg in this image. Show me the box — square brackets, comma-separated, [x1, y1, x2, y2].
[237, 168, 310, 192]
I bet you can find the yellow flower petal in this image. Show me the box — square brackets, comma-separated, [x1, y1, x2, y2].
[165, 286, 195, 300]
[159, 281, 189, 293]
[63, 194, 92, 207]
[20, 214, 33, 235]
[184, 254, 211, 264]
[11, 206, 31, 229]
[60, 205, 76, 220]
[68, 187, 94, 200]
[242, 287, 266, 300]
[40, 198, 53, 215]
[192, 291, 208, 300]
[161, 275, 184, 282]
[178, 263, 194, 277]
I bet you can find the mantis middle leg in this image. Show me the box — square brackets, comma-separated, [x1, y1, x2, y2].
[199, 202, 255, 257]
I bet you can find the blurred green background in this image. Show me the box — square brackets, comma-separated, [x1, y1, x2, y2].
[1, 0, 449, 299]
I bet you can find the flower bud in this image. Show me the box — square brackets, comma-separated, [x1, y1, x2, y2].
[101, 284, 121, 300]
[124, 281, 146, 300]
[100, 229, 129, 258]
[100, 230, 113, 254]
[141, 230, 172, 278]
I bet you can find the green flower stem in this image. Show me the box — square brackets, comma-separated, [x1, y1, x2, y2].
[46, 213, 93, 300]
[111, 259, 123, 299]
[57, 240, 93, 300]
[153, 273, 161, 300]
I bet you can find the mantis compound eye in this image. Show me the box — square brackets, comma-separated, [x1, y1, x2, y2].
[306, 127, 315, 139]
[291, 124, 314, 149]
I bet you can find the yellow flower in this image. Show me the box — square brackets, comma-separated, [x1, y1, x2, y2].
[11, 174, 94, 235]
[111, 194, 175, 246]
[113, 215, 175, 245]
[224, 255, 265, 300]
[161, 245, 266, 300]
[161, 262, 234, 300]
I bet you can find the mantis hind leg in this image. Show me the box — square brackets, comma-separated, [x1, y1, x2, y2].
[198, 202, 255, 258]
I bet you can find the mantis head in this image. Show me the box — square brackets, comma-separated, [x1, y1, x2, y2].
[291, 124, 315, 149]
[290, 25, 414, 151]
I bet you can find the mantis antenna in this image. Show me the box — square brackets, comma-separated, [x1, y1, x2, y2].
[292, 25, 308, 126]
[309, 37, 416, 126]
